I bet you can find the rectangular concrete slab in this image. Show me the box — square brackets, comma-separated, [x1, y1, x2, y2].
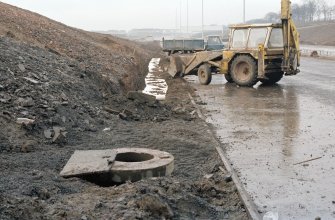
[60, 150, 116, 178]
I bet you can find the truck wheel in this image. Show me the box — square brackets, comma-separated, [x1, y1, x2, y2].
[224, 73, 234, 83]
[260, 72, 284, 85]
[230, 55, 258, 87]
[198, 64, 212, 85]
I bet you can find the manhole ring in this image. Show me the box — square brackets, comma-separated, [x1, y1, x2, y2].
[110, 148, 174, 183]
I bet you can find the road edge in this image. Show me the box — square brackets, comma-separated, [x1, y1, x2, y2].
[188, 92, 262, 220]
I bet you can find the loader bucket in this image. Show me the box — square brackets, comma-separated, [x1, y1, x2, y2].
[168, 55, 192, 77]
[168, 51, 223, 78]
[168, 55, 184, 77]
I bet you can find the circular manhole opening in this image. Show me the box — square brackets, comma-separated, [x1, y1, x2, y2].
[115, 152, 154, 162]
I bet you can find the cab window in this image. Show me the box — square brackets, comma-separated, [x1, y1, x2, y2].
[207, 37, 222, 45]
[268, 28, 284, 48]
[248, 28, 268, 48]
[232, 29, 249, 48]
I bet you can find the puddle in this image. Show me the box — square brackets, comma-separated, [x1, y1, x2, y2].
[143, 58, 168, 101]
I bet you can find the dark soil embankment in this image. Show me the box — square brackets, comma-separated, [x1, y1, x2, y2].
[0, 2, 159, 92]
[0, 2, 248, 219]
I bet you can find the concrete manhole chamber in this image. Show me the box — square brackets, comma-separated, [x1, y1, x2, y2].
[110, 148, 174, 183]
[60, 148, 174, 186]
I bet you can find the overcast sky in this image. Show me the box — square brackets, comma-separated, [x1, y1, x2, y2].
[1, 0, 334, 31]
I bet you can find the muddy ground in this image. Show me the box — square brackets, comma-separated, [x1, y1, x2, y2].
[0, 38, 248, 220]
[0, 49, 247, 219]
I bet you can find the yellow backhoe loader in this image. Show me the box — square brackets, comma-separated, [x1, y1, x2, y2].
[168, 0, 300, 87]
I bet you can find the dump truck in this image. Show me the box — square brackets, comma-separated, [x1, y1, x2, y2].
[162, 35, 224, 55]
[168, 0, 300, 87]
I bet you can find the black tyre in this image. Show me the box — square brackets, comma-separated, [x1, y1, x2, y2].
[259, 72, 284, 85]
[230, 55, 258, 87]
[224, 73, 234, 83]
[198, 64, 212, 85]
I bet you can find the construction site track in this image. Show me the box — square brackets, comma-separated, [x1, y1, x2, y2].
[188, 92, 261, 220]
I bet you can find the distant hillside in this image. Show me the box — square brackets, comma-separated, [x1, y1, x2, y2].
[298, 22, 335, 46]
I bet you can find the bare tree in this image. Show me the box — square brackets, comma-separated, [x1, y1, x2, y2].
[319, 0, 330, 21]
[263, 0, 334, 24]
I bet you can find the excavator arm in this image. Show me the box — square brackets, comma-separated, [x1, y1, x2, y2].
[281, 0, 300, 75]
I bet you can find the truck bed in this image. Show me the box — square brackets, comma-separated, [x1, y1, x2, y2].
[162, 39, 205, 53]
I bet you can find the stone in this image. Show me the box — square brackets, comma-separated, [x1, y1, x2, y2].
[37, 188, 50, 200]
[21, 140, 36, 153]
[16, 118, 35, 125]
[127, 91, 156, 105]
[60, 93, 68, 101]
[172, 107, 186, 114]
[16, 97, 34, 107]
[18, 64, 26, 72]
[52, 127, 67, 144]
[119, 112, 128, 120]
[223, 175, 233, 183]
[103, 106, 120, 115]
[23, 77, 40, 84]
[204, 174, 214, 179]
[44, 129, 53, 139]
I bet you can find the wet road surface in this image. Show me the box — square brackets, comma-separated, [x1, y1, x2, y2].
[186, 57, 335, 220]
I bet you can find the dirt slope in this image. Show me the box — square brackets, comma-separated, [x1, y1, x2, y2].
[299, 22, 335, 46]
[0, 2, 159, 92]
[0, 36, 247, 219]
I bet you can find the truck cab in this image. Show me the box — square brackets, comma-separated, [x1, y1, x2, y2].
[205, 35, 225, 51]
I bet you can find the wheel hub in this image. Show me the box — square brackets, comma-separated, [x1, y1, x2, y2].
[235, 62, 251, 82]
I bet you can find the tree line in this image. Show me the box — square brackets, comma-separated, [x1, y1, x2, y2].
[249, 0, 335, 25]
[292, 0, 335, 23]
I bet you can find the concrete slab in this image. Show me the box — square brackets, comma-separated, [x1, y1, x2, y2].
[60, 150, 116, 178]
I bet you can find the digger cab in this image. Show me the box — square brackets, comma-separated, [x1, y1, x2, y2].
[220, 24, 286, 87]
[227, 23, 284, 55]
